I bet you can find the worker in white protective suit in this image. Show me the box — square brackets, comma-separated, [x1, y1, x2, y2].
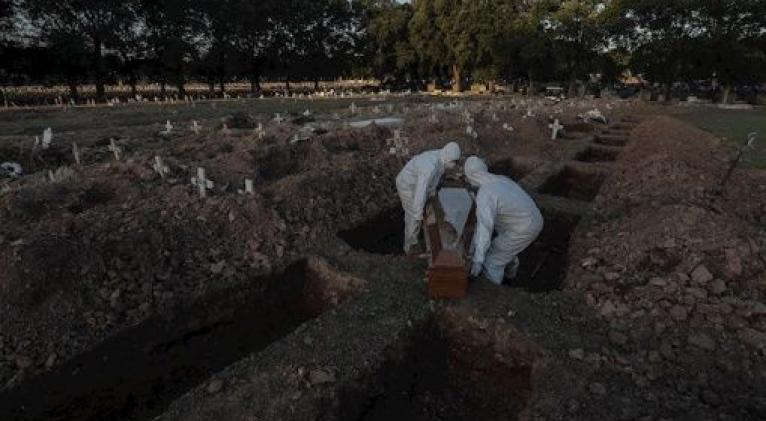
[396, 142, 462, 254]
[465, 156, 543, 285]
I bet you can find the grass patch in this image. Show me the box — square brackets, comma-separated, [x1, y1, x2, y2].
[678, 108, 766, 169]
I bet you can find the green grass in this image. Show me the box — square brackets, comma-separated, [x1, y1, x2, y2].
[677, 107, 766, 169]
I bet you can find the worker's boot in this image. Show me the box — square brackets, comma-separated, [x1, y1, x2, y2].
[505, 257, 520, 279]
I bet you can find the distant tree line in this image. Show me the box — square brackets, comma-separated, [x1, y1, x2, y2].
[0, 0, 363, 101]
[365, 0, 766, 101]
[1, 0, 765, 103]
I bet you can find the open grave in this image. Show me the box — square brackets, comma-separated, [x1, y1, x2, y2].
[489, 158, 533, 181]
[575, 147, 619, 163]
[337, 207, 405, 255]
[337, 315, 536, 421]
[0, 258, 361, 421]
[538, 166, 606, 202]
[506, 209, 580, 292]
[594, 134, 629, 147]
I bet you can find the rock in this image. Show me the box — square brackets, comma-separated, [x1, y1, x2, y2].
[738, 328, 766, 350]
[206, 379, 224, 394]
[45, 354, 57, 369]
[690, 265, 713, 284]
[581, 257, 598, 268]
[589, 383, 607, 395]
[210, 260, 226, 274]
[600, 300, 617, 317]
[608, 331, 628, 346]
[669, 305, 688, 321]
[649, 277, 667, 287]
[604, 272, 621, 282]
[724, 248, 743, 279]
[569, 348, 585, 360]
[688, 333, 716, 351]
[15, 355, 32, 369]
[566, 399, 580, 414]
[309, 368, 336, 385]
[686, 287, 708, 300]
[709, 279, 727, 295]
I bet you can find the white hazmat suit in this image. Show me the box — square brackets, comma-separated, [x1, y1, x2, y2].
[465, 156, 543, 284]
[396, 142, 462, 253]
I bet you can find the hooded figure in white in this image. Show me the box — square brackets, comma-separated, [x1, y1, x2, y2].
[396, 142, 462, 253]
[465, 156, 543, 284]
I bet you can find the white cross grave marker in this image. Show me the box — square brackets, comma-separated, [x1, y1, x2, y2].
[548, 119, 564, 140]
[466, 125, 478, 140]
[153, 156, 170, 178]
[238, 179, 254, 195]
[274, 113, 285, 124]
[255, 123, 265, 140]
[108, 138, 122, 161]
[72, 142, 81, 166]
[162, 120, 173, 135]
[191, 167, 214, 198]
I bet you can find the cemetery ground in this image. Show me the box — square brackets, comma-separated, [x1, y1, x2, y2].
[676, 107, 766, 169]
[0, 95, 764, 421]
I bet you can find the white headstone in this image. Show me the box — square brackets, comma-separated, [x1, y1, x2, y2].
[42, 128, 53, 149]
[191, 167, 214, 198]
[221, 123, 231, 136]
[350, 102, 357, 115]
[303, 109, 311, 117]
[502, 123, 514, 132]
[192, 120, 200, 135]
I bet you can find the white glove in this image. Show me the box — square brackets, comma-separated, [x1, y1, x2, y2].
[470, 261, 483, 278]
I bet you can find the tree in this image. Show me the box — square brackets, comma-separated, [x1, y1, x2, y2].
[23, 0, 138, 102]
[549, 0, 608, 96]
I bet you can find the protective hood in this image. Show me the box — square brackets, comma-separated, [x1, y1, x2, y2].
[440, 142, 461, 165]
[464, 156, 493, 187]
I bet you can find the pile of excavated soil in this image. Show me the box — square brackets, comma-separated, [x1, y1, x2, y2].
[565, 114, 766, 419]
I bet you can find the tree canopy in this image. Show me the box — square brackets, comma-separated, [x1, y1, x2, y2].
[0, 0, 764, 102]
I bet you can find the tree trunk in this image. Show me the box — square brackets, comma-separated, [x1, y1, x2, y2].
[68, 81, 79, 102]
[208, 79, 215, 94]
[129, 76, 138, 98]
[527, 70, 535, 96]
[314, 78, 320, 92]
[568, 74, 577, 98]
[452, 65, 462, 92]
[219, 78, 225, 94]
[663, 84, 672, 103]
[722, 84, 732, 104]
[160, 81, 167, 96]
[175, 74, 186, 96]
[93, 39, 106, 103]
[250, 75, 260, 94]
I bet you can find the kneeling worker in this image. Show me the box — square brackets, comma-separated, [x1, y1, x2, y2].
[396, 142, 462, 254]
[464, 156, 543, 284]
